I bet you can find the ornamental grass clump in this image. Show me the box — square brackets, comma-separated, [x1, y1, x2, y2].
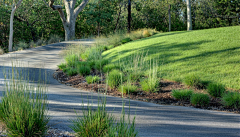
[70, 98, 138, 137]
[171, 89, 193, 101]
[207, 83, 226, 98]
[85, 75, 101, 84]
[103, 64, 120, 73]
[140, 60, 159, 92]
[65, 54, 79, 67]
[0, 66, 49, 136]
[221, 91, 240, 109]
[107, 69, 123, 88]
[70, 101, 115, 137]
[118, 83, 138, 94]
[95, 59, 109, 71]
[190, 93, 210, 107]
[184, 74, 202, 87]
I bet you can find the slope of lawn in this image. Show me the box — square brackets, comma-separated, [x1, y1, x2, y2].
[102, 26, 240, 89]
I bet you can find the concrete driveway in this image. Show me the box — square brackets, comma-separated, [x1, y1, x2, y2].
[0, 40, 239, 137]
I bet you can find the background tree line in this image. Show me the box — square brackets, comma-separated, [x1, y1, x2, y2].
[0, 0, 239, 52]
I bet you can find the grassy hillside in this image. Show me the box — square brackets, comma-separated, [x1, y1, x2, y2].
[102, 26, 240, 89]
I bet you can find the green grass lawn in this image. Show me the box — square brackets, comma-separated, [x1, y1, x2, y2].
[102, 26, 240, 90]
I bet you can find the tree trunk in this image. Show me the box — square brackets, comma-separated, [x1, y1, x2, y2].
[127, 0, 131, 33]
[63, 18, 76, 41]
[168, 4, 171, 32]
[9, 0, 23, 52]
[48, 0, 89, 41]
[115, 3, 122, 32]
[186, 0, 192, 31]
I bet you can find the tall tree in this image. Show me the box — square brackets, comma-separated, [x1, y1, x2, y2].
[186, 0, 192, 30]
[128, 0, 131, 33]
[47, 0, 89, 41]
[168, 4, 171, 32]
[9, 0, 23, 52]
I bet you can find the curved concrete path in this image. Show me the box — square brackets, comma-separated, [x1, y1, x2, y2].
[0, 40, 239, 137]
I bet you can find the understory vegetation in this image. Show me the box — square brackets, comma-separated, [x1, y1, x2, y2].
[1, 66, 49, 136]
[70, 99, 138, 137]
[58, 27, 240, 111]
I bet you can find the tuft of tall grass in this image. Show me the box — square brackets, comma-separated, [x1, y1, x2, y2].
[171, 89, 193, 101]
[70, 101, 115, 137]
[207, 83, 226, 98]
[190, 93, 210, 107]
[85, 75, 101, 84]
[221, 91, 240, 109]
[0, 66, 49, 136]
[70, 98, 138, 137]
[140, 60, 159, 92]
[65, 54, 79, 67]
[95, 59, 109, 71]
[184, 74, 202, 88]
[107, 69, 123, 88]
[118, 83, 138, 94]
[57, 63, 67, 70]
[103, 64, 120, 73]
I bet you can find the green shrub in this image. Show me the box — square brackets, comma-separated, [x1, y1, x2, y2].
[121, 37, 132, 44]
[85, 75, 101, 84]
[0, 66, 49, 136]
[67, 68, 78, 76]
[95, 59, 109, 71]
[58, 63, 67, 70]
[171, 89, 193, 101]
[207, 83, 226, 97]
[140, 78, 159, 92]
[103, 64, 120, 73]
[184, 74, 202, 87]
[107, 69, 123, 88]
[65, 54, 79, 67]
[221, 91, 240, 109]
[118, 83, 138, 94]
[190, 93, 210, 107]
[78, 65, 91, 76]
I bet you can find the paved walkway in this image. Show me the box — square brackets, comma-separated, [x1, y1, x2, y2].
[0, 40, 239, 137]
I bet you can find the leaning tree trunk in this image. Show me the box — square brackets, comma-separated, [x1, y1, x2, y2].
[186, 0, 192, 31]
[9, 0, 23, 52]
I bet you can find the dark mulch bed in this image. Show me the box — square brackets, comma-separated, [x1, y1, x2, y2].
[53, 69, 240, 114]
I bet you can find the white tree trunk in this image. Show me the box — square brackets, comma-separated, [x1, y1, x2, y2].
[186, 0, 192, 31]
[9, 0, 23, 52]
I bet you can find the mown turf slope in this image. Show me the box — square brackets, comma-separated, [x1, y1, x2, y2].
[102, 26, 240, 89]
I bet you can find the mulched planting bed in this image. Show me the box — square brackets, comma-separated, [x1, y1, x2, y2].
[53, 69, 240, 114]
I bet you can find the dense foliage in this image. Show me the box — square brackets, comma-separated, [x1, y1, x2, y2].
[1, 0, 239, 52]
